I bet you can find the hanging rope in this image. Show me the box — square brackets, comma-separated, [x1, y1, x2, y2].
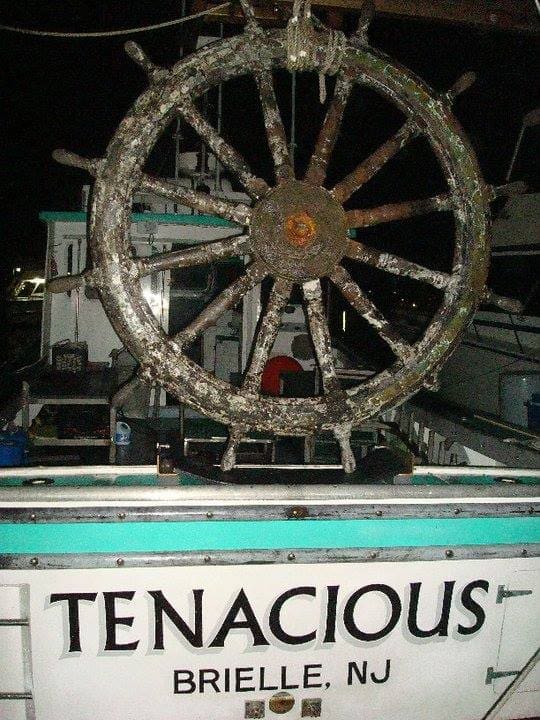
[0, 3, 230, 38]
[286, 0, 346, 103]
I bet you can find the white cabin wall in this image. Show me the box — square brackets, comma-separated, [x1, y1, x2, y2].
[437, 340, 538, 416]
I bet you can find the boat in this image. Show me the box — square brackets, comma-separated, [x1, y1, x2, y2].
[1, 4, 538, 719]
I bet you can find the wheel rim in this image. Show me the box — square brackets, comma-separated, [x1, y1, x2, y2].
[89, 28, 490, 437]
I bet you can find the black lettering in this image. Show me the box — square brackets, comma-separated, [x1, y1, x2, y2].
[371, 659, 391, 684]
[224, 667, 230, 693]
[149, 589, 203, 649]
[209, 589, 269, 648]
[49, 593, 98, 653]
[281, 666, 299, 689]
[408, 581, 455, 638]
[260, 667, 278, 691]
[235, 667, 255, 692]
[458, 580, 489, 635]
[103, 591, 139, 651]
[173, 670, 196, 694]
[347, 661, 367, 685]
[199, 669, 220, 693]
[323, 586, 339, 643]
[304, 664, 323, 688]
[269, 587, 316, 645]
[344, 585, 401, 641]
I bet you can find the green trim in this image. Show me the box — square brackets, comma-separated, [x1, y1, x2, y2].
[39, 211, 235, 227]
[1, 518, 538, 554]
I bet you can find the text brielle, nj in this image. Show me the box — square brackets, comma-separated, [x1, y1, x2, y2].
[48, 579, 489, 654]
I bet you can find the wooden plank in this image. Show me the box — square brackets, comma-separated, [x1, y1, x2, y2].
[204, 0, 540, 34]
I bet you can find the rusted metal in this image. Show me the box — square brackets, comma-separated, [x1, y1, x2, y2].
[51, 10, 497, 469]
[331, 119, 418, 204]
[250, 179, 348, 281]
[304, 71, 353, 186]
[345, 239, 451, 290]
[284, 211, 317, 247]
[345, 193, 451, 227]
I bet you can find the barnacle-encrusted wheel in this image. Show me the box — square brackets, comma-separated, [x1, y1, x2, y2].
[51, 3, 523, 472]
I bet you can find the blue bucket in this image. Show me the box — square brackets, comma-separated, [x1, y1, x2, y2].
[0, 430, 27, 467]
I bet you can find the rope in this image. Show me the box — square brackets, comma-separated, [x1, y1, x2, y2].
[286, 0, 346, 103]
[0, 3, 231, 38]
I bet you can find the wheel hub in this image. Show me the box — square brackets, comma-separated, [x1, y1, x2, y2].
[250, 179, 348, 281]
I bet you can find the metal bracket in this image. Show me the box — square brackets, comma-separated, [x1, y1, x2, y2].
[485, 667, 519, 685]
[0, 692, 33, 700]
[496, 584, 533, 603]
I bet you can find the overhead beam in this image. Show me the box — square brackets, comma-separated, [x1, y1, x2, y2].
[204, 0, 540, 34]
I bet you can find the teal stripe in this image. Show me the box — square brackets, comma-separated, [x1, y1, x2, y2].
[39, 211, 235, 227]
[1, 473, 539, 488]
[1, 518, 538, 554]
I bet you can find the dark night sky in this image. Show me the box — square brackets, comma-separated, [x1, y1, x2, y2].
[1, 1, 538, 288]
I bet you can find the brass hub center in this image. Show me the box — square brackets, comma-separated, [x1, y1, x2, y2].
[250, 179, 348, 281]
[284, 211, 317, 247]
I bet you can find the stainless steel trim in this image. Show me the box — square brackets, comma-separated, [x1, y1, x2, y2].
[2, 544, 538, 570]
[1, 501, 537, 523]
[0, 465, 154, 478]
[413, 466, 540, 478]
[1, 483, 539, 507]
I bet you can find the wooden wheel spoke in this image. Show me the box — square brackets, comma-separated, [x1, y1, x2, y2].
[238, 0, 258, 25]
[138, 235, 249, 276]
[304, 73, 353, 187]
[345, 240, 451, 290]
[174, 263, 266, 347]
[331, 266, 412, 361]
[303, 279, 342, 395]
[255, 70, 294, 182]
[332, 120, 418, 204]
[176, 101, 269, 199]
[242, 279, 292, 395]
[346, 193, 452, 228]
[139, 174, 251, 225]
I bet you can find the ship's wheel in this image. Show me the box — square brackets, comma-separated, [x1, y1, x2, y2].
[50, 0, 522, 472]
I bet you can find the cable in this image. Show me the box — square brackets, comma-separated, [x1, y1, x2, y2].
[438, 357, 523, 391]
[0, 3, 230, 38]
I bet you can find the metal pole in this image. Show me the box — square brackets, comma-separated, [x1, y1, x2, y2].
[215, 23, 224, 191]
[481, 647, 540, 720]
[174, 0, 187, 186]
[289, 70, 297, 164]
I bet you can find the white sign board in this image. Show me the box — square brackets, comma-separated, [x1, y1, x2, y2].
[2, 558, 539, 720]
